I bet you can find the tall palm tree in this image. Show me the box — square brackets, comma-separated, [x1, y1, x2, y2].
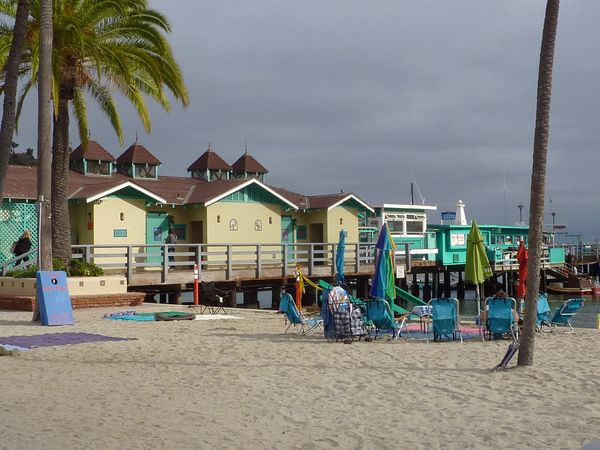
[0, 0, 30, 202]
[0, 0, 189, 261]
[36, 0, 52, 274]
[518, 0, 560, 366]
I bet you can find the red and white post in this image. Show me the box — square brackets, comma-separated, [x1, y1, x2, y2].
[193, 264, 199, 306]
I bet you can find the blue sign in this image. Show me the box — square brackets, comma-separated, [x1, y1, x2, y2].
[441, 211, 456, 220]
[36, 271, 74, 326]
[113, 229, 127, 237]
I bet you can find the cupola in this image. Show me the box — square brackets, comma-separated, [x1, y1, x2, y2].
[187, 143, 232, 181]
[70, 140, 115, 176]
[231, 146, 268, 182]
[116, 143, 161, 179]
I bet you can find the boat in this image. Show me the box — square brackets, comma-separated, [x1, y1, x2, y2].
[592, 283, 600, 296]
[546, 285, 592, 295]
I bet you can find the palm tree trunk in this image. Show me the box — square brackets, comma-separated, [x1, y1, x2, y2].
[517, 0, 560, 367]
[51, 96, 72, 262]
[0, 0, 31, 202]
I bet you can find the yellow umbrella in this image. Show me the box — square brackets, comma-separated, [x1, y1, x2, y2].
[464, 220, 493, 319]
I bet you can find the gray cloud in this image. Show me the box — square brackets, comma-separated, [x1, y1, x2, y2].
[14, 0, 600, 240]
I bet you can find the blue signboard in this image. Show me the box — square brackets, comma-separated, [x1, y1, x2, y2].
[441, 211, 456, 221]
[36, 271, 74, 326]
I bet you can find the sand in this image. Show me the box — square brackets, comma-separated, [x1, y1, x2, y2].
[0, 305, 598, 450]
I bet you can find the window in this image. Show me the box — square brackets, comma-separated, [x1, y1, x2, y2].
[86, 160, 111, 175]
[297, 225, 307, 240]
[174, 224, 186, 240]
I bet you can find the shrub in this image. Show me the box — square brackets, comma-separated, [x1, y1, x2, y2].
[4, 260, 103, 277]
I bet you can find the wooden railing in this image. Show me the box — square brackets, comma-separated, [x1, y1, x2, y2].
[67, 242, 383, 284]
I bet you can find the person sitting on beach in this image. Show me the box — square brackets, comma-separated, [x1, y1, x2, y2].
[480, 290, 522, 330]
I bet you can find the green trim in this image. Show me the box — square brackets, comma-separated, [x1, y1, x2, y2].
[220, 184, 285, 205]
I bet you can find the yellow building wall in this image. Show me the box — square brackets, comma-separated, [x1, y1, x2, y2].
[90, 197, 147, 264]
[206, 202, 281, 243]
[327, 207, 359, 243]
[204, 202, 282, 264]
[69, 203, 94, 245]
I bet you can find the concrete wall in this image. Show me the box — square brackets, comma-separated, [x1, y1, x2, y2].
[0, 275, 127, 296]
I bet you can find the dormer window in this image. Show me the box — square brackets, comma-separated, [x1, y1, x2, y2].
[86, 160, 112, 176]
[134, 163, 157, 179]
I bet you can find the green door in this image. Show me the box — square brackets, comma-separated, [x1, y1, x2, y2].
[146, 212, 169, 264]
[281, 216, 295, 261]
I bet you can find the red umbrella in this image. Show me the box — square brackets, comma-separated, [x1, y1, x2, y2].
[516, 240, 528, 299]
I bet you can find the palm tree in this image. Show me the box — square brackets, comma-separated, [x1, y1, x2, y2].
[0, 0, 30, 202]
[0, 0, 189, 261]
[518, 0, 560, 366]
[36, 0, 52, 273]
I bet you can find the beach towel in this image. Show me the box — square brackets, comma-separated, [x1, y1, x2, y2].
[0, 332, 134, 349]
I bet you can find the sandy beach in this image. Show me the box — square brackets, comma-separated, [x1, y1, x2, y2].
[0, 305, 598, 450]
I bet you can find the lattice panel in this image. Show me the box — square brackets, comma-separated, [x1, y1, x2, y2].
[0, 202, 38, 264]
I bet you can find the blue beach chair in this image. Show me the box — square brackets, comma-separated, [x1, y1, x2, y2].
[427, 298, 462, 343]
[536, 293, 552, 333]
[549, 297, 585, 333]
[280, 293, 323, 335]
[364, 299, 399, 340]
[485, 297, 519, 341]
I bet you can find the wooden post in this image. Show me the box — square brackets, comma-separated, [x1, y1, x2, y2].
[411, 272, 420, 297]
[444, 270, 451, 298]
[457, 271, 465, 300]
[423, 273, 431, 302]
[272, 284, 282, 310]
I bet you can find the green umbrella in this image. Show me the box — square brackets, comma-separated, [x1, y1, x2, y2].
[464, 220, 493, 322]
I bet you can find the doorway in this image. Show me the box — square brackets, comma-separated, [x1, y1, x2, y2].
[146, 212, 170, 264]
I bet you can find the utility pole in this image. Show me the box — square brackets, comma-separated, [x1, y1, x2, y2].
[551, 211, 556, 230]
[518, 204, 524, 224]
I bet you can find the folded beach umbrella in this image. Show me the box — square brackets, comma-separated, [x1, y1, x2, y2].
[336, 229, 346, 284]
[369, 223, 397, 300]
[516, 239, 528, 300]
[464, 220, 493, 317]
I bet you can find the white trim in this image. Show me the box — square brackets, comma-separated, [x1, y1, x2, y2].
[327, 194, 374, 213]
[204, 179, 298, 209]
[380, 203, 437, 211]
[86, 181, 167, 204]
[394, 248, 439, 256]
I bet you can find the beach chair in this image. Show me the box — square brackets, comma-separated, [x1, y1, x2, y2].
[485, 297, 519, 341]
[427, 298, 462, 343]
[535, 293, 552, 333]
[364, 298, 399, 340]
[199, 281, 230, 315]
[280, 293, 323, 335]
[549, 297, 585, 333]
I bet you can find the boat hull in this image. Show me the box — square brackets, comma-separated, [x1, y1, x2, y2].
[546, 286, 592, 295]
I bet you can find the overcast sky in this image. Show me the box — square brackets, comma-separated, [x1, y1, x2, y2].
[15, 1, 600, 240]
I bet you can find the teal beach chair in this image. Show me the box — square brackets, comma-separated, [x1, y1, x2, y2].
[280, 293, 323, 335]
[365, 298, 399, 340]
[485, 297, 518, 341]
[536, 293, 552, 333]
[427, 298, 462, 343]
[549, 297, 585, 333]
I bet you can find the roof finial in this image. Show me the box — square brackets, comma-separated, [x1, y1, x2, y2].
[135, 129, 138, 145]
[208, 141, 212, 151]
[244, 141, 248, 154]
